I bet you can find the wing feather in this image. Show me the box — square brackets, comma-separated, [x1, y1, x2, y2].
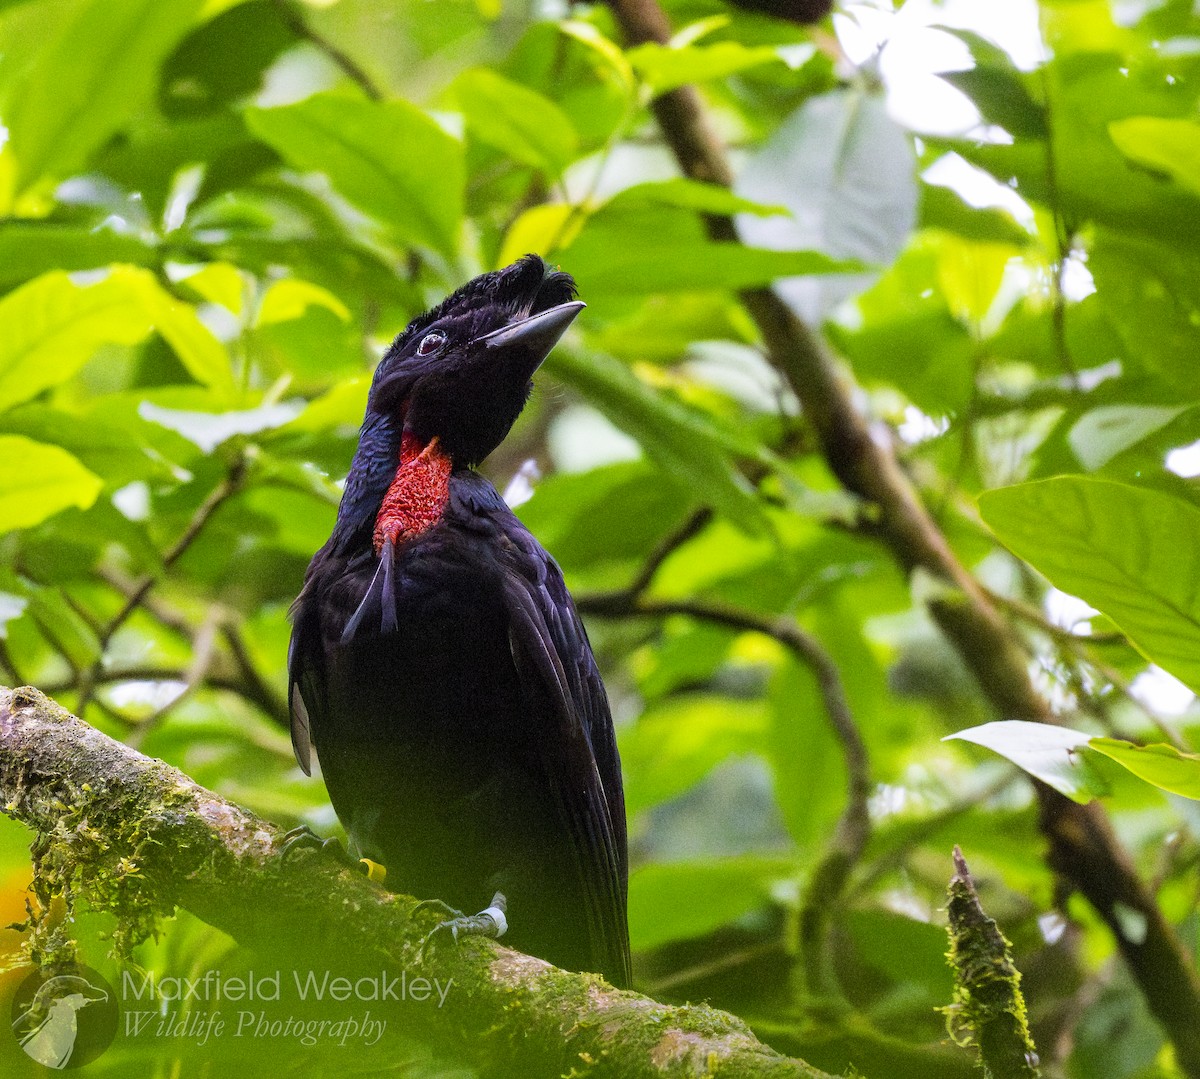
[501, 549, 631, 987]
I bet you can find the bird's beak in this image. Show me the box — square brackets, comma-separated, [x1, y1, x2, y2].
[480, 300, 586, 369]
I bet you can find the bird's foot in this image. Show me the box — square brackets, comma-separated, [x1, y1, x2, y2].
[417, 892, 508, 961]
[278, 826, 387, 883]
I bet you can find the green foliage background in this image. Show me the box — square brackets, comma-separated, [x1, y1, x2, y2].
[0, 0, 1198, 1076]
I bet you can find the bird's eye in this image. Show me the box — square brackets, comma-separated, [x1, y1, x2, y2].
[417, 331, 446, 356]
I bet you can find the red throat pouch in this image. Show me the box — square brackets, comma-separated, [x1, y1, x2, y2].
[372, 431, 452, 553]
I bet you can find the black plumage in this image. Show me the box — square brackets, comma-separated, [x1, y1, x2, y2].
[288, 255, 631, 986]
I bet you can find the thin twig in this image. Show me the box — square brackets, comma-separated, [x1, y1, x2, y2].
[0, 639, 19, 683]
[125, 608, 221, 749]
[621, 508, 714, 602]
[91, 569, 288, 725]
[75, 460, 247, 718]
[643, 940, 781, 996]
[270, 0, 384, 101]
[221, 623, 289, 724]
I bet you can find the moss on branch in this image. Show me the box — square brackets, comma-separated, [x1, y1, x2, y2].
[0, 685, 839, 1079]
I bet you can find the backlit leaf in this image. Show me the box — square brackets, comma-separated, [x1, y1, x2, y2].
[979, 478, 1200, 694]
[1089, 738, 1200, 800]
[0, 435, 103, 533]
[946, 720, 1108, 803]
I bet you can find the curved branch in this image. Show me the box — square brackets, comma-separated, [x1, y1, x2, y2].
[0, 686, 842, 1079]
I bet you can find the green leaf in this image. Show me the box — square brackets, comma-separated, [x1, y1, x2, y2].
[979, 478, 1200, 694]
[845, 909, 955, 1000]
[919, 181, 1032, 247]
[499, 204, 583, 266]
[0, 0, 204, 194]
[516, 460, 695, 572]
[945, 720, 1108, 803]
[606, 178, 788, 217]
[770, 654, 844, 846]
[1089, 228, 1200, 393]
[829, 239, 975, 413]
[1089, 737, 1200, 800]
[0, 224, 158, 291]
[0, 272, 151, 412]
[558, 20, 635, 95]
[121, 268, 236, 393]
[178, 263, 246, 316]
[158, 0, 296, 120]
[940, 66, 1047, 139]
[257, 279, 351, 326]
[0, 267, 237, 406]
[0, 403, 174, 487]
[619, 695, 768, 815]
[934, 28, 1047, 139]
[275, 378, 369, 436]
[941, 60, 1200, 249]
[546, 347, 767, 532]
[564, 231, 857, 297]
[1109, 117, 1200, 199]
[454, 68, 578, 174]
[245, 93, 464, 255]
[0, 435, 102, 533]
[23, 581, 101, 668]
[628, 40, 785, 94]
[629, 856, 792, 950]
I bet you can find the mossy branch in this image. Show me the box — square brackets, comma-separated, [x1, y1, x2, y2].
[0, 685, 844, 1079]
[944, 848, 1040, 1079]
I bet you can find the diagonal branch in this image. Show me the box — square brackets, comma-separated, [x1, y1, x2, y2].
[74, 460, 248, 718]
[603, 0, 1200, 1072]
[0, 685, 846, 1079]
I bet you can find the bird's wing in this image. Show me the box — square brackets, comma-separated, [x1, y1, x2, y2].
[494, 511, 631, 987]
[287, 581, 321, 776]
[289, 538, 384, 775]
[288, 540, 357, 776]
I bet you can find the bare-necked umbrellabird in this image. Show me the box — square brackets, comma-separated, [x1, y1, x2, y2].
[287, 255, 631, 987]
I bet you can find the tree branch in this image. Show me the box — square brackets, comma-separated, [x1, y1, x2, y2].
[270, 0, 384, 101]
[603, 0, 1200, 1072]
[74, 461, 247, 718]
[945, 848, 1041, 1079]
[0, 685, 847, 1079]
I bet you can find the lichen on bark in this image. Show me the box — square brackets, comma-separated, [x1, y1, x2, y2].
[943, 846, 1040, 1079]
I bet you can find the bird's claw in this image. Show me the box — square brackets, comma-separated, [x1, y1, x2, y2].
[279, 825, 354, 866]
[417, 892, 508, 964]
[278, 826, 386, 882]
[412, 898, 465, 921]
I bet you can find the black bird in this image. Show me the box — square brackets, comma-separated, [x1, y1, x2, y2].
[288, 255, 630, 987]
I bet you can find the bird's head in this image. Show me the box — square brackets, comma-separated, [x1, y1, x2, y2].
[368, 254, 583, 467]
